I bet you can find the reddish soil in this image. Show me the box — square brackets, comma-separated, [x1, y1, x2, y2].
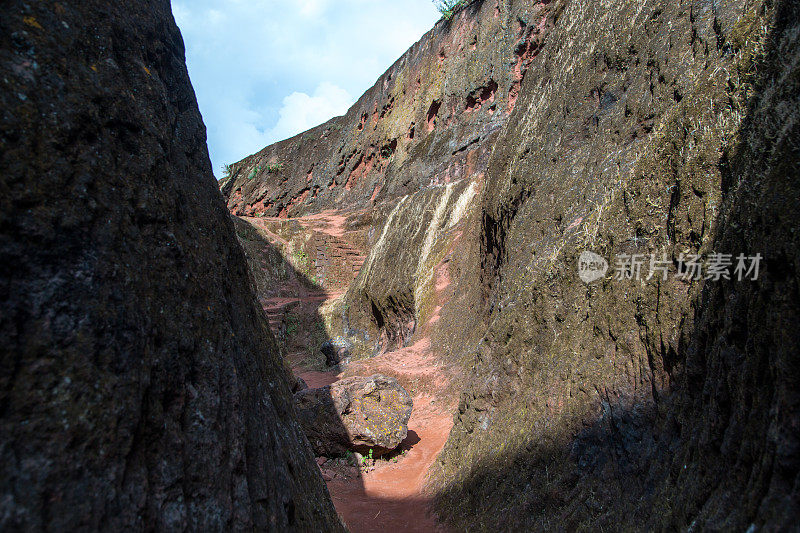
[324, 397, 452, 533]
[299, 369, 340, 389]
[296, 209, 350, 237]
[298, 341, 455, 533]
[295, 258, 457, 532]
[242, 216, 290, 246]
[246, 211, 457, 532]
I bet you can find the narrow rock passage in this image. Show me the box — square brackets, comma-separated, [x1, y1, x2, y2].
[297, 344, 454, 533]
[243, 210, 458, 532]
[294, 279, 458, 532]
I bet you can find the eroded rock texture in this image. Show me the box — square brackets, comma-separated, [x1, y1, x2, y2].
[295, 375, 413, 456]
[0, 1, 342, 530]
[221, 0, 798, 530]
[432, 0, 800, 530]
[220, 0, 557, 218]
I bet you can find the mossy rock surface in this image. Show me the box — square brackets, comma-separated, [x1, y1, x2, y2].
[0, 2, 343, 530]
[294, 374, 414, 456]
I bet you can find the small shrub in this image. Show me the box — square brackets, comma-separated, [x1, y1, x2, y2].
[433, 0, 469, 20]
[246, 165, 261, 180]
[361, 449, 373, 466]
[293, 249, 308, 266]
[266, 163, 285, 174]
[285, 313, 299, 336]
[221, 163, 234, 178]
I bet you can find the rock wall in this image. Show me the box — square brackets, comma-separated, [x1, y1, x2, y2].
[219, 0, 798, 530]
[344, 179, 480, 355]
[220, 0, 558, 218]
[432, 0, 799, 530]
[0, 1, 342, 530]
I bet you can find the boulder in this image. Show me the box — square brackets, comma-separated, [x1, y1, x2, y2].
[294, 375, 413, 456]
[321, 336, 353, 366]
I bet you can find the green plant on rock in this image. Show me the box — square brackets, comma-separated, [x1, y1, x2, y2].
[285, 313, 299, 336]
[246, 165, 261, 180]
[293, 249, 309, 270]
[433, 0, 469, 20]
[266, 163, 285, 174]
[221, 163, 233, 178]
[343, 450, 356, 466]
[361, 448, 373, 466]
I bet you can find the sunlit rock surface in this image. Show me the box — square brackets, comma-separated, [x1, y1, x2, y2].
[227, 0, 799, 530]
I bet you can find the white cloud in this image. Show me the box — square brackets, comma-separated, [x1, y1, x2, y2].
[297, 0, 330, 17]
[268, 82, 353, 142]
[171, 0, 440, 177]
[206, 8, 225, 24]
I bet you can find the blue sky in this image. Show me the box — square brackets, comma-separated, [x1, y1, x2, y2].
[172, 0, 441, 178]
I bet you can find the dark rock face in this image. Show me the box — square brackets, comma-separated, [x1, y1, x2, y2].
[295, 375, 413, 456]
[433, 0, 800, 530]
[321, 336, 353, 367]
[0, 1, 342, 531]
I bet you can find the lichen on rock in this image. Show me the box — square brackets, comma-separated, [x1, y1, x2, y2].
[294, 375, 414, 456]
[0, 1, 343, 530]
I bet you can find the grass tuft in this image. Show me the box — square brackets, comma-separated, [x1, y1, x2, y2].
[433, 0, 469, 21]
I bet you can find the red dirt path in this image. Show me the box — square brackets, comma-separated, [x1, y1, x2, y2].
[296, 231, 457, 532]
[296, 209, 350, 237]
[245, 211, 456, 532]
[297, 343, 454, 533]
[293, 263, 457, 532]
